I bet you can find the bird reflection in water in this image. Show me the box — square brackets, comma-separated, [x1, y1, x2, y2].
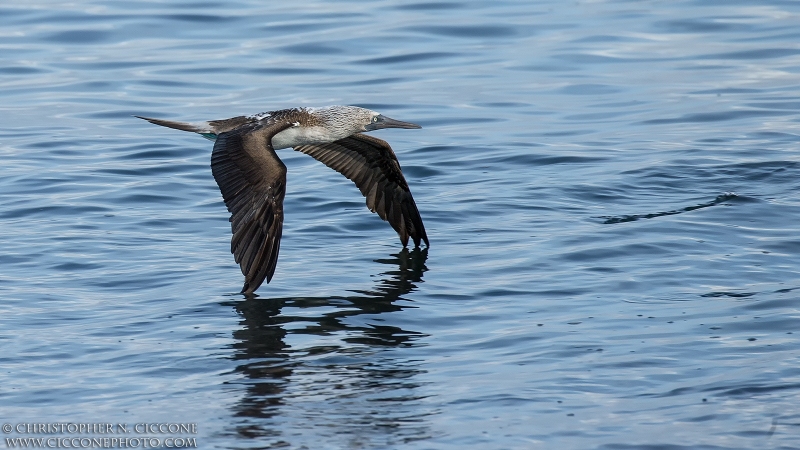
[221, 248, 432, 447]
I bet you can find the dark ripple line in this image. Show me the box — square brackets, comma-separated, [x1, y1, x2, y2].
[709, 382, 800, 398]
[600, 193, 738, 224]
[701, 291, 756, 298]
[354, 52, 455, 65]
[641, 109, 789, 124]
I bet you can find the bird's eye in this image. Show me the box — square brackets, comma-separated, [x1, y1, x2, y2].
[372, 116, 379, 122]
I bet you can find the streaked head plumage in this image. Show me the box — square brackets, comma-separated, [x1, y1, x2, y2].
[309, 106, 421, 134]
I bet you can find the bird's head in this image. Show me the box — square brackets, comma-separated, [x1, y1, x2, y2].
[313, 106, 421, 135]
[363, 110, 422, 132]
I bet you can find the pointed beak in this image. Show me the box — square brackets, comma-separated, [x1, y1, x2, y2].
[365, 114, 422, 131]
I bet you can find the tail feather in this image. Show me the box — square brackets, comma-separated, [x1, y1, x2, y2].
[135, 116, 209, 134]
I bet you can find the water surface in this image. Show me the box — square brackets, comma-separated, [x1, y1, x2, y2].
[2, 1, 800, 448]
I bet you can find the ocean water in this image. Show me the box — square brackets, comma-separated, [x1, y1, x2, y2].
[2, 0, 800, 448]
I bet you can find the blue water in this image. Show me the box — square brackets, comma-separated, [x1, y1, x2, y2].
[2, 1, 800, 448]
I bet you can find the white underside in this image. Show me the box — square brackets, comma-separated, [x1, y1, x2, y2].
[271, 125, 350, 150]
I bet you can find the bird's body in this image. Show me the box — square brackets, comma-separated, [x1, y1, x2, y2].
[137, 106, 428, 293]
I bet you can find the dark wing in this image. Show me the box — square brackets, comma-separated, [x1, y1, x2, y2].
[211, 121, 295, 293]
[294, 134, 429, 248]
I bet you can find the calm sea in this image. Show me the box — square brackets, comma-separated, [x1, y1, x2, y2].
[2, 1, 800, 448]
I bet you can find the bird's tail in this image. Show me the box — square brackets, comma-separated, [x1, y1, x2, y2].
[135, 116, 210, 134]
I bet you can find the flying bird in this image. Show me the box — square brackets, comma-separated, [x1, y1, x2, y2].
[137, 106, 429, 293]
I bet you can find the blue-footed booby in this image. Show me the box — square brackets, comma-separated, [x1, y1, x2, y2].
[136, 106, 429, 293]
